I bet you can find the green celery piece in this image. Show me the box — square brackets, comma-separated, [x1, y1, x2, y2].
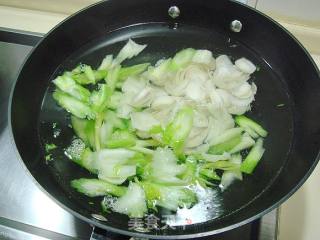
[71, 65, 82, 74]
[94, 69, 108, 81]
[141, 182, 197, 211]
[149, 125, 163, 134]
[105, 130, 136, 148]
[71, 64, 96, 84]
[92, 148, 136, 173]
[163, 107, 194, 154]
[69, 64, 95, 85]
[128, 153, 151, 175]
[128, 152, 150, 164]
[230, 134, 255, 154]
[98, 55, 113, 70]
[71, 178, 127, 197]
[118, 63, 150, 81]
[53, 90, 95, 119]
[147, 148, 186, 185]
[141, 182, 161, 201]
[135, 153, 151, 164]
[209, 128, 243, 146]
[114, 39, 147, 65]
[104, 110, 127, 130]
[83, 65, 95, 84]
[99, 110, 127, 149]
[197, 178, 215, 188]
[100, 198, 110, 213]
[105, 164, 136, 182]
[129, 146, 154, 155]
[105, 65, 121, 91]
[170, 48, 196, 71]
[184, 159, 211, 188]
[188, 157, 215, 188]
[71, 116, 95, 148]
[220, 154, 243, 190]
[179, 156, 197, 184]
[242, 126, 259, 139]
[208, 135, 242, 155]
[72, 73, 92, 85]
[115, 81, 123, 89]
[203, 161, 240, 171]
[45, 154, 52, 162]
[53, 75, 90, 102]
[170, 188, 198, 208]
[45, 143, 57, 152]
[240, 138, 265, 174]
[94, 112, 104, 151]
[136, 139, 162, 148]
[199, 169, 221, 180]
[71, 70, 107, 85]
[90, 85, 113, 150]
[107, 91, 123, 110]
[139, 162, 152, 180]
[200, 152, 231, 162]
[124, 118, 135, 132]
[90, 84, 112, 113]
[112, 182, 147, 218]
[69, 147, 96, 172]
[235, 115, 268, 138]
[99, 121, 113, 148]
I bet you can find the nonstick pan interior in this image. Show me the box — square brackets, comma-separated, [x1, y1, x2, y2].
[10, 0, 320, 239]
[38, 22, 293, 236]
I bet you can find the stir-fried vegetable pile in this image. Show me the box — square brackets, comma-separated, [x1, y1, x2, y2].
[51, 39, 267, 218]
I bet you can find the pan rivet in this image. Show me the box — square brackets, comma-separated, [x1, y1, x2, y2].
[168, 6, 180, 19]
[91, 214, 108, 222]
[230, 20, 242, 32]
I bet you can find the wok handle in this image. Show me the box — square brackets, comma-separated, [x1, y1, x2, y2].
[90, 227, 149, 240]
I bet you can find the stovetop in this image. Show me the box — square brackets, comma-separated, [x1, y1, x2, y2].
[0, 27, 278, 240]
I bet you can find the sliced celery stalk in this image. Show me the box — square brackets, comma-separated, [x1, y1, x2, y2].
[105, 130, 136, 148]
[118, 63, 150, 81]
[209, 127, 243, 146]
[90, 84, 112, 113]
[53, 90, 95, 119]
[141, 181, 197, 211]
[220, 154, 243, 190]
[98, 55, 113, 70]
[230, 133, 255, 154]
[199, 168, 221, 180]
[105, 65, 121, 91]
[240, 138, 265, 174]
[94, 69, 108, 81]
[203, 160, 240, 171]
[208, 135, 242, 155]
[235, 115, 268, 137]
[71, 178, 127, 197]
[112, 182, 147, 218]
[71, 116, 95, 148]
[114, 39, 147, 65]
[53, 75, 90, 102]
[163, 107, 194, 154]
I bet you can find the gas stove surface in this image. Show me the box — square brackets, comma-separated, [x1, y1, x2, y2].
[0, 28, 278, 240]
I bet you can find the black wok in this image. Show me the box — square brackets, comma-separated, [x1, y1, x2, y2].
[9, 0, 320, 239]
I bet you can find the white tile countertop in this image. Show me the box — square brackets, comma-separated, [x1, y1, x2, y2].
[0, 4, 320, 240]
